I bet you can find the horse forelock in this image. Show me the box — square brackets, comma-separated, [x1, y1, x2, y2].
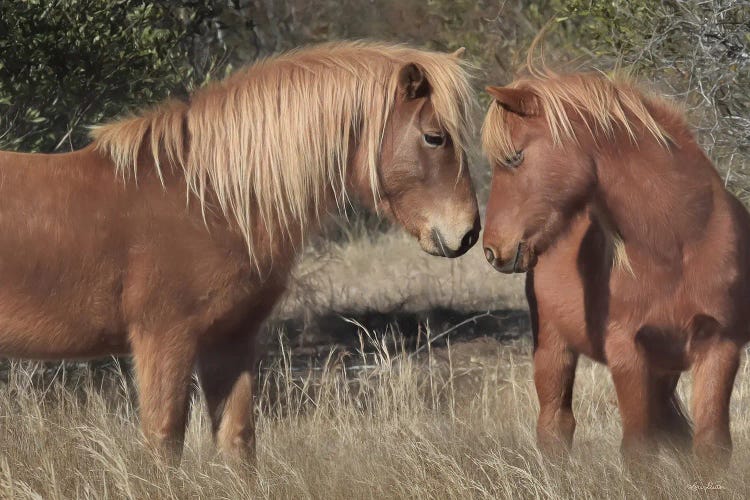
[90, 41, 474, 268]
[482, 70, 676, 167]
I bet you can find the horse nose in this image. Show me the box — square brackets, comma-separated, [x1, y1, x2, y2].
[485, 241, 525, 274]
[484, 244, 513, 272]
[484, 246, 496, 264]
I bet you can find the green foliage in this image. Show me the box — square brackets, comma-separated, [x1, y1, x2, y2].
[555, 0, 661, 53]
[1, 0, 747, 201]
[0, 0, 195, 152]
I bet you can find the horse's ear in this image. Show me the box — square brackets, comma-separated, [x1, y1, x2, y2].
[486, 86, 539, 116]
[398, 63, 429, 99]
[451, 47, 466, 58]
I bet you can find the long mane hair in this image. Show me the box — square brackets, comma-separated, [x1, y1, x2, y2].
[481, 68, 672, 168]
[482, 60, 684, 275]
[92, 41, 474, 264]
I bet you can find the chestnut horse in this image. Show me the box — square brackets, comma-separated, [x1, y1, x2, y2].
[481, 70, 750, 465]
[0, 42, 479, 462]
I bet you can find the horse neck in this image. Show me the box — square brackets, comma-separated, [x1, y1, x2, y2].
[344, 133, 380, 212]
[591, 129, 721, 267]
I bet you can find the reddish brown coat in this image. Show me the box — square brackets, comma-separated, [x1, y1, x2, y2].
[482, 72, 750, 467]
[0, 43, 479, 463]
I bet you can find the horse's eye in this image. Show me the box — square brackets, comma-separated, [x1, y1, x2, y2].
[504, 150, 524, 168]
[423, 133, 445, 147]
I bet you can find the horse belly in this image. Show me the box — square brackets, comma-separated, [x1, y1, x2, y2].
[0, 278, 128, 360]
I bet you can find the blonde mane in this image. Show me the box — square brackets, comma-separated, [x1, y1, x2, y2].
[91, 41, 473, 265]
[481, 69, 672, 168]
[482, 69, 678, 276]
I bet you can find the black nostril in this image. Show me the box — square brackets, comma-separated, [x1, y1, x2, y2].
[484, 247, 495, 263]
[460, 228, 476, 250]
[459, 214, 481, 251]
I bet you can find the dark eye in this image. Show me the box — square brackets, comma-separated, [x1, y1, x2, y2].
[423, 133, 445, 147]
[503, 150, 524, 168]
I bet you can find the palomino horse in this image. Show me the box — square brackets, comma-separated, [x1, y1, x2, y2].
[481, 70, 750, 465]
[0, 42, 479, 462]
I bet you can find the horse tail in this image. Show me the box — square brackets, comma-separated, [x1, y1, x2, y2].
[665, 390, 693, 445]
[651, 375, 693, 453]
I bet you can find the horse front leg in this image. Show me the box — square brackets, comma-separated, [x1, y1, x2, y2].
[198, 328, 259, 464]
[129, 324, 198, 464]
[690, 336, 740, 469]
[606, 334, 657, 465]
[534, 323, 578, 456]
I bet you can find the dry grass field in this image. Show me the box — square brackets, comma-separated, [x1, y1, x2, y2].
[1, 231, 749, 499]
[1, 337, 750, 499]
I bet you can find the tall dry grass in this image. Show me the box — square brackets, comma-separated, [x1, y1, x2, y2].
[0, 328, 749, 499]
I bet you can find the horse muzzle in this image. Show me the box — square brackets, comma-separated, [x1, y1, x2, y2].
[484, 241, 533, 274]
[424, 214, 481, 258]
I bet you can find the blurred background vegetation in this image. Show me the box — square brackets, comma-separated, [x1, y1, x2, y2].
[0, 0, 747, 201]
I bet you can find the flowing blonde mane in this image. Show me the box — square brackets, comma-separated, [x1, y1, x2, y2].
[482, 69, 679, 276]
[482, 69, 672, 168]
[91, 41, 473, 265]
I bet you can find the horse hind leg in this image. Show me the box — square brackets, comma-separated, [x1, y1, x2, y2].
[606, 332, 658, 468]
[198, 329, 259, 465]
[634, 325, 693, 452]
[652, 374, 692, 452]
